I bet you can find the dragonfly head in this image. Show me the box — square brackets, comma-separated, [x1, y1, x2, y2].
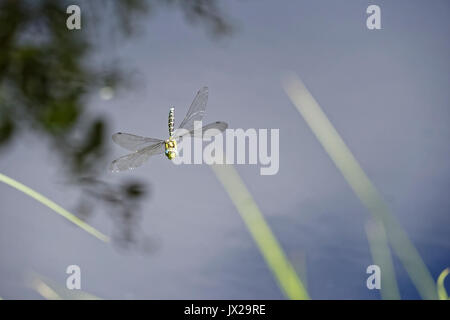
[165, 138, 177, 160]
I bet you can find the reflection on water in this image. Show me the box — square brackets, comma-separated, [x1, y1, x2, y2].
[0, 0, 232, 252]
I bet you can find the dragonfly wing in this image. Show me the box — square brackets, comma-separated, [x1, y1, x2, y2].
[109, 141, 165, 172]
[176, 121, 228, 140]
[177, 87, 208, 132]
[112, 132, 164, 151]
[199, 121, 228, 138]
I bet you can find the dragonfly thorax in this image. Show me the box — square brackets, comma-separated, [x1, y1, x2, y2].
[165, 107, 177, 159]
[110, 87, 228, 172]
[165, 138, 177, 160]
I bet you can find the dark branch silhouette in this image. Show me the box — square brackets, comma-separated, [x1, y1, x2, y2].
[0, 0, 233, 250]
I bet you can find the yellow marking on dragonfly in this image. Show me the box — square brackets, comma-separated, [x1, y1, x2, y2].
[110, 87, 228, 172]
[165, 107, 178, 160]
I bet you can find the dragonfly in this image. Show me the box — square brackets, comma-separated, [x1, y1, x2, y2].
[110, 87, 228, 172]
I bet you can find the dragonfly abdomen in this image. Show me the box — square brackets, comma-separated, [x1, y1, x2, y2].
[168, 107, 175, 138]
[166, 107, 177, 160]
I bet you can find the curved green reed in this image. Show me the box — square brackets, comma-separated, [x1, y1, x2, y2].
[284, 74, 437, 300]
[212, 164, 309, 300]
[30, 272, 101, 300]
[437, 268, 449, 300]
[0, 173, 109, 242]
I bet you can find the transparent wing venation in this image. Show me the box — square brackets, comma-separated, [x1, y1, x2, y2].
[175, 121, 228, 140]
[112, 132, 164, 151]
[177, 86, 208, 131]
[109, 141, 165, 172]
[110, 87, 227, 172]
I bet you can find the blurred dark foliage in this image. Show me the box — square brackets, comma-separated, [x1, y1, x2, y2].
[0, 0, 232, 250]
[76, 177, 159, 253]
[165, 0, 234, 36]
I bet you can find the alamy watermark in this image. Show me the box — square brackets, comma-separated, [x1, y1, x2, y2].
[366, 5, 381, 30]
[66, 264, 81, 290]
[366, 264, 381, 290]
[66, 4, 382, 31]
[172, 121, 279, 176]
[66, 5, 81, 30]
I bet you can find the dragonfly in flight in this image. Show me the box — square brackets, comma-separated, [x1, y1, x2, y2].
[110, 87, 228, 172]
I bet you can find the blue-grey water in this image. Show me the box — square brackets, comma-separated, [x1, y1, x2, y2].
[1, 0, 449, 299]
